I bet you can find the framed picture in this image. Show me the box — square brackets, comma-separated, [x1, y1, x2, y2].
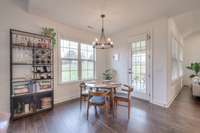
[113, 54, 119, 61]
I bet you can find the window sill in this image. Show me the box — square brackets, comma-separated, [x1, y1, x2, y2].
[59, 79, 96, 85]
[59, 80, 81, 85]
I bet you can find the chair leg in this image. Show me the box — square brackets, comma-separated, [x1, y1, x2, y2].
[104, 104, 107, 118]
[111, 102, 114, 118]
[95, 106, 97, 117]
[87, 103, 90, 120]
[128, 101, 131, 119]
[114, 100, 117, 118]
[80, 98, 82, 110]
[115, 100, 117, 109]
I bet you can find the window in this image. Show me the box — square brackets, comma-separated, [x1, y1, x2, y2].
[60, 39, 95, 83]
[178, 46, 183, 77]
[61, 40, 78, 82]
[81, 44, 95, 80]
[171, 38, 183, 81]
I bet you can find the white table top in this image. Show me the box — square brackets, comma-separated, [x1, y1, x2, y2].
[86, 82, 121, 89]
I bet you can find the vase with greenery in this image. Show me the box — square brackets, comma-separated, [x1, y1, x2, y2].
[186, 62, 200, 78]
[41, 27, 56, 47]
[102, 69, 113, 80]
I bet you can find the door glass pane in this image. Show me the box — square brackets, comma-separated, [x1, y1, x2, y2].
[132, 40, 146, 93]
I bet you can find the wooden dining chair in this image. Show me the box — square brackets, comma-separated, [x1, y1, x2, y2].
[113, 84, 133, 119]
[80, 82, 89, 110]
[87, 89, 110, 120]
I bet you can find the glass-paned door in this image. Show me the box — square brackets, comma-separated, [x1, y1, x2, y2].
[129, 34, 151, 101]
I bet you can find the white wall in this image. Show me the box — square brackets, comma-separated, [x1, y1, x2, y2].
[183, 33, 200, 86]
[107, 18, 169, 107]
[167, 18, 184, 107]
[0, 0, 107, 113]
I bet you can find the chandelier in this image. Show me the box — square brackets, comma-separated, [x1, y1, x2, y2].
[93, 14, 113, 49]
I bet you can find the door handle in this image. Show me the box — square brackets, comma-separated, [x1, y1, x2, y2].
[128, 68, 132, 74]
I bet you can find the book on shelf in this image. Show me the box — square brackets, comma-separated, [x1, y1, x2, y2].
[12, 78, 29, 82]
[13, 82, 29, 95]
[41, 97, 52, 109]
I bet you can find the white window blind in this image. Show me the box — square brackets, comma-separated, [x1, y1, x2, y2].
[171, 38, 183, 81]
[60, 39, 95, 83]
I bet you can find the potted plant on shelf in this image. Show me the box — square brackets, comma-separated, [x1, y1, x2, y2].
[41, 27, 57, 47]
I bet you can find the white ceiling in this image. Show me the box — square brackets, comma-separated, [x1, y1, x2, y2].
[28, 0, 200, 35]
[173, 10, 200, 38]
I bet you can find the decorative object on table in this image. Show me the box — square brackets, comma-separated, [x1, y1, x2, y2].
[186, 62, 200, 78]
[102, 69, 113, 81]
[10, 29, 54, 120]
[41, 27, 57, 47]
[92, 14, 113, 49]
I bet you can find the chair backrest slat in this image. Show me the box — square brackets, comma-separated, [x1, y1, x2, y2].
[80, 82, 87, 96]
[116, 84, 134, 99]
[89, 90, 110, 97]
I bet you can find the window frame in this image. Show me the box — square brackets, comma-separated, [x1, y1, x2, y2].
[171, 37, 183, 82]
[59, 39, 96, 84]
[80, 43, 96, 80]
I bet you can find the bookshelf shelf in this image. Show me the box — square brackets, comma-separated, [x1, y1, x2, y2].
[12, 63, 33, 65]
[12, 44, 52, 49]
[12, 89, 53, 98]
[13, 107, 52, 119]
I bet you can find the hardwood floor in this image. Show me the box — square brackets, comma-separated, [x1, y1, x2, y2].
[8, 87, 200, 133]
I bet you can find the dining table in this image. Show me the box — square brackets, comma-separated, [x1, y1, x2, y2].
[85, 81, 121, 112]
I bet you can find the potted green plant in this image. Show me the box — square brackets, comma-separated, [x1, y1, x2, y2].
[41, 27, 57, 47]
[186, 62, 200, 78]
[102, 69, 113, 81]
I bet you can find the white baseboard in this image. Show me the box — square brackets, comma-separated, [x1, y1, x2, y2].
[54, 95, 79, 104]
[165, 94, 176, 108]
[151, 99, 166, 107]
[165, 88, 182, 108]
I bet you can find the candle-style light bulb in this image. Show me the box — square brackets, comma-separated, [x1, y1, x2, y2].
[107, 38, 111, 42]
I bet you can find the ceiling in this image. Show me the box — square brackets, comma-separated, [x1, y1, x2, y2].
[173, 10, 200, 38]
[28, 0, 200, 35]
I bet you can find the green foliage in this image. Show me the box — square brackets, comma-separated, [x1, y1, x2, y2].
[41, 27, 56, 47]
[186, 62, 200, 78]
[103, 69, 113, 80]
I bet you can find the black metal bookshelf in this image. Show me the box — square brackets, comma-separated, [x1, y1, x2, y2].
[10, 29, 54, 120]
